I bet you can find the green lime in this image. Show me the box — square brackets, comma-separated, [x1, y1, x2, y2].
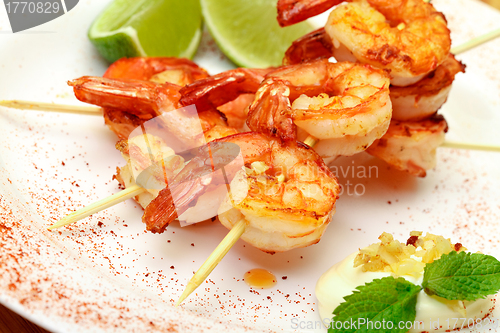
[201, 0, 314, 68]
[88, 0, 203, 63]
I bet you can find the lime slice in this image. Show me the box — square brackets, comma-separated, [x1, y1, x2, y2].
[88, 0, 203, 63]
[201, 0, 314, 68]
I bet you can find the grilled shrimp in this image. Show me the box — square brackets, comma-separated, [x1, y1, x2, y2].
[390, 54, 465, 121]
[326, 0, 451, 86]
[143, 132, 341, 253]
[366, 114, 448, 177]
[99, 57, 210, 140]
[246, 59, 392, 159]
[68, 76, 237, 147]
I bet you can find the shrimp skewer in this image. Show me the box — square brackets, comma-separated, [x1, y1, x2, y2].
[50, 75, 239, 229]
[48, 58, 214, 229]
[154, 132, 340, 303]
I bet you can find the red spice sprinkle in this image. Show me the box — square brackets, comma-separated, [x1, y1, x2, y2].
[170, 266, 174, 269]
[282, 276, 287, 280]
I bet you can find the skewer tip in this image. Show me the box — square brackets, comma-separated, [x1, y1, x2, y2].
[176, 280, 199, 306]
[47, 215, 76, 230]
[47, 185, 146, 231]
[176, 220, 247, 304]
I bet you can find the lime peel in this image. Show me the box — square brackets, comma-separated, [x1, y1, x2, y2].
[201, 0, 314, 68]
[88, 0, 202, 63]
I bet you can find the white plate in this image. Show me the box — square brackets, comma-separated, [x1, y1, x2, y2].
[1, 0, 500, 332]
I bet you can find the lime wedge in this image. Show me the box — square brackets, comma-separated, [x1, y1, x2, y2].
[88, 0, 203, 63]
[201, 0, 314, 68]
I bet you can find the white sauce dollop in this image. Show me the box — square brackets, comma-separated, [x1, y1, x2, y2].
[316, 253, 494, 332]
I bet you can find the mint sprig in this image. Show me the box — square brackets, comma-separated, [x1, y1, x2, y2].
[328, 277, 421, 333]
[329, 252, 500, 332]
[423, 251, 500, 301]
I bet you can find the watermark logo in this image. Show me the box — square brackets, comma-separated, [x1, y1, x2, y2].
[329, 161, 378, 197]
[3, 0, 78, 33]
[125, 106, 246, 226]
[290, 317, 500, 332]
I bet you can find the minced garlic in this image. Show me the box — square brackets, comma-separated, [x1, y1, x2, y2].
[354, 231, 467, 276]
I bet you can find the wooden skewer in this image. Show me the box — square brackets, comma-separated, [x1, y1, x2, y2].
[176, 219, 247, 306]
[48, 184, 145, 230]
[0, 100, 102, 115]
[440, 140, 500, 152]
[451, 27, 500, 55]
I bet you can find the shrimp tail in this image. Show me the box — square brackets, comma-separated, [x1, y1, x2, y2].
[142, 178, 207, 233]
[283, 27, 333, 65]
[179, 68, 269, 112]
[68, 76, 181, 120]
[246, 80, 297, 141]
[277, 0, 344, 27]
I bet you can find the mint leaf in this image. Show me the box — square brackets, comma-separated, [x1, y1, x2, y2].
[328, 277, 421, 333]
[423, 251, 500, 301]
